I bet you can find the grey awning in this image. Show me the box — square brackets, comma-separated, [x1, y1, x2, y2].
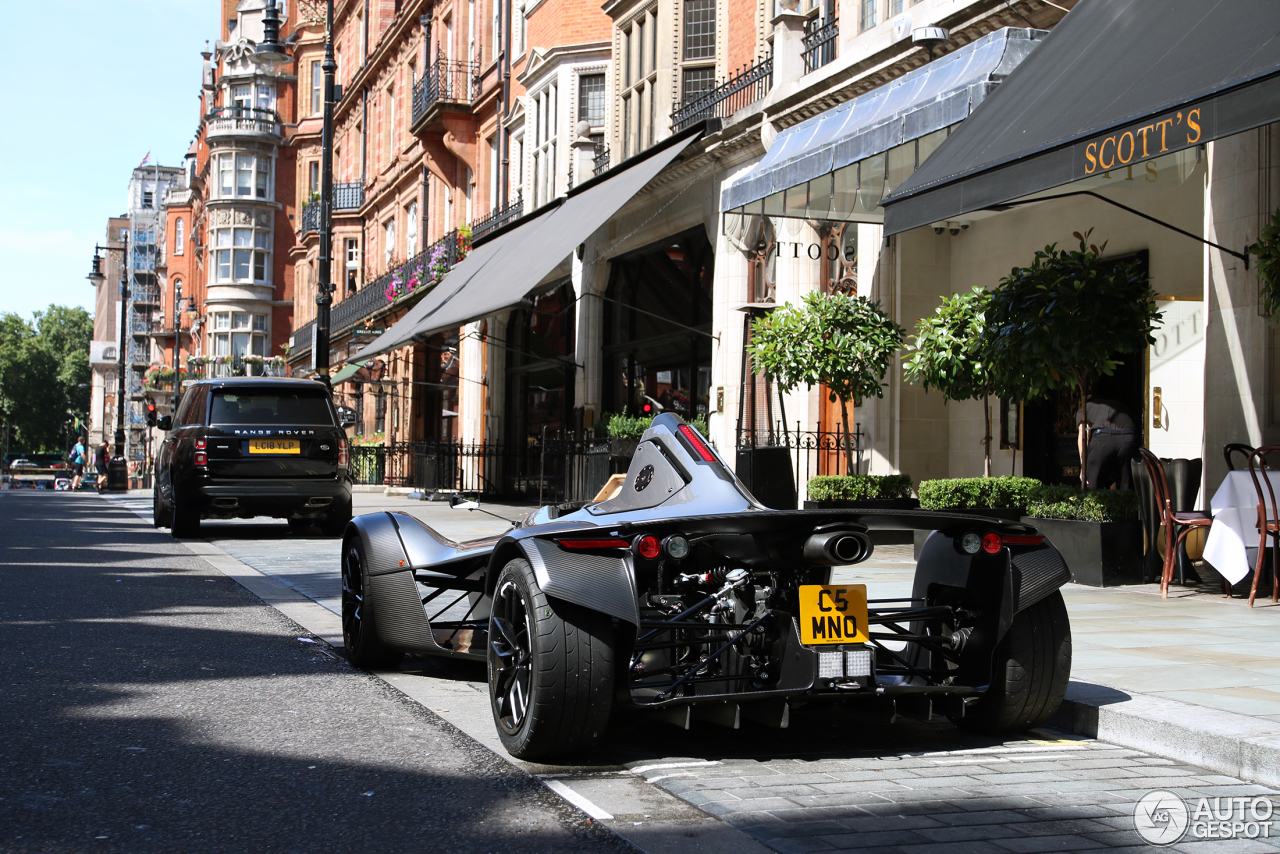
[881, 0, 1280, 235]
[720, 27, 1045, 217]
[357, 131, 699, 360]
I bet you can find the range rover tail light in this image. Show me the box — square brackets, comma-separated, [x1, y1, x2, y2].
[338, 437, 348, 469]
[194, 438, 207, 467]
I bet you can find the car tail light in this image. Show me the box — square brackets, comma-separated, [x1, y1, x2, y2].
[633, 534, 662, 560]
[677, 424, 717, 462]
[558, 538, 630, 550]
[1002, 534, 1045, 546]
[194, 451, 207, 466]
[338, 437, 348, 468]
[195, 439, 206, 450]
[981, 532, 1003, 554]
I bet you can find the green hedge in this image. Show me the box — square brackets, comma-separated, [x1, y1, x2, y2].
[917, 476, 1042, 511]
[1024, 483, 1140, 522]
[807, 474, 913, 502]
[603, 412, 650, 439]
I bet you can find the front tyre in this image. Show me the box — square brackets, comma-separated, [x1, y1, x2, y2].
[952, 590, 1072, 733]
[487, 558, 614, 760]
[341, 534, 404, 670]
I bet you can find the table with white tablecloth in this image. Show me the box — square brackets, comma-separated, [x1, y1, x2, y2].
[1201, 469, 1280, 585]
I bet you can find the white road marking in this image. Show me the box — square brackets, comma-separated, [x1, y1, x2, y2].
[541, 778, 614, 820]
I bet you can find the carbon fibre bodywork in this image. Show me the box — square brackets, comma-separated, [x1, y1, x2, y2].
[343, 413, 1072, 726]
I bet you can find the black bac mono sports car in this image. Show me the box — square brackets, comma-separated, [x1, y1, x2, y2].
[342, 413, 1072, 760]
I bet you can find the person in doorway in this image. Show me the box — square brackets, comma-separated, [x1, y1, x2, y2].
[69, 436, 86, 490]
[1076, 396, 1138, 490]
[94, 442, 109, 491]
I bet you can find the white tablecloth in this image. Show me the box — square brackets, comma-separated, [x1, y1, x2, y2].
[1202, 469, 1280, 584]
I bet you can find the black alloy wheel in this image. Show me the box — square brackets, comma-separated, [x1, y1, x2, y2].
[340, 535, 403, 669]
[486, 557, 614, 760]
[489, 574, 535, 738]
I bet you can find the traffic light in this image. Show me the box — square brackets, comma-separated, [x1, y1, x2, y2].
[145, 400, 158, 427]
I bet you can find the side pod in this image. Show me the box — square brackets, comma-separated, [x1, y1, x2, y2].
[348, 512, 437, 653]
[516, 537, 641, 626]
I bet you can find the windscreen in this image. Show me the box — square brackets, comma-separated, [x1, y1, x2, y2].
[209, 389, 335, 425]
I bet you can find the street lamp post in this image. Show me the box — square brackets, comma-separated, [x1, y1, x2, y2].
[86, 233, 130, 475]
[313, 0, 337, 391]
[174, 281, 183, 410]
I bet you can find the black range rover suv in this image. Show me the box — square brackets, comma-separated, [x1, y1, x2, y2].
[154, 377, 352, 538]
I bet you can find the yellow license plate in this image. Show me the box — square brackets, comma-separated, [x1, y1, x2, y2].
[798, 584, 869, 645]
[248, 439, 300, 454]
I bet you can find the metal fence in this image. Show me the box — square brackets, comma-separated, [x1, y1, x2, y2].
[349, 434, 615, 504]
[802, 14, 839, 74]
[671, 54, 773, 133]
[412, 53, 481, 125]
[737, 426, 866, 501]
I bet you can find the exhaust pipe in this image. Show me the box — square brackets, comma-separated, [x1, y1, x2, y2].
[212, 498, 239, 509]
[803, 529, 873, 565]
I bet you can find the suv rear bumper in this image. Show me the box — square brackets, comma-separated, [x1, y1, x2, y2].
[192, 479, 351, 519]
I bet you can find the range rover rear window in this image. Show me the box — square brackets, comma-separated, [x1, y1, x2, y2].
[210, 390, 335, 426]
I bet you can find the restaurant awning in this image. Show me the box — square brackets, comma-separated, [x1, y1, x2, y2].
[719, 27, 1045, 220]
[881, 0, 1280, 235]
[328, 362, 363, 384]
[356, 130, 701, 361]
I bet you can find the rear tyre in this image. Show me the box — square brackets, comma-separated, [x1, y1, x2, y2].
[951, 590, 1071, 733]
[487, 557, 614, 760]
[152, 485, 165, 528]
[171, 494, 200, 539]
[341, 535, 404, 670]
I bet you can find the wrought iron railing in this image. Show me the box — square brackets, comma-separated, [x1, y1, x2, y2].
[333, 182, 364, 209]
[737, 425, 867, 506]
[592, 143, 611, 176]
[350, 434, 614, 504]
[301, 182, 365, 235]
[301, 200, 321, 233]
[205, 106, 282, 137]
[470, 194, 523, 241]
[672, 55, 773, 133]
[802, 14, 839, 74]
[411, 53, 481, 126]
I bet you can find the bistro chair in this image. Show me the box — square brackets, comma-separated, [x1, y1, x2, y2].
[1245, 446, 1280, 607]
[1224, 442, 1256, 472]
[1137, 448, 1220, 599]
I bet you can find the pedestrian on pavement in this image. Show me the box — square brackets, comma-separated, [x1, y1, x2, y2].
[94, 442, 108, 491]
[1076, 396, 1138, 490]
[69, 436, 86, 490]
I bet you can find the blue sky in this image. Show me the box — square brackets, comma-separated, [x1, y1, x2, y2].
[0, 2, 216, 323]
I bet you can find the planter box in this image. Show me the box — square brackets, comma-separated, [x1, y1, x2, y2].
[737, 447, 797, 510]
[803, 498, 920, 545]
[913, 507, 1025, 559]
[609, 438, 639, 459]
[1021, 516, 1144, 587]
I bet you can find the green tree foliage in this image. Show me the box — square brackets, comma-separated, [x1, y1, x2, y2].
[0, 305, 93, 453]
[980, 230, 1161, 488]
[748, 291, 905, 469]
[1247, 207, 1280, 319]
[904, 287, 1002, 475]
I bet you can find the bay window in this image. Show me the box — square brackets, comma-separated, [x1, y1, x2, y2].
[209, 311, 269, 358]
[211, 227, 271, 284]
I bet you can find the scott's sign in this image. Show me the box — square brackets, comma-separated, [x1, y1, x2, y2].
[1081, 105, 1204, 175]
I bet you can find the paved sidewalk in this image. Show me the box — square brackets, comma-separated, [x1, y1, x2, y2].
[109, 488, 1280, 790]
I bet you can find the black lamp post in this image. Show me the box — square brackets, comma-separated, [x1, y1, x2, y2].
[174, 281, 184, 409]
[87, 233, 130, 463]
[313, 0, 338, 392]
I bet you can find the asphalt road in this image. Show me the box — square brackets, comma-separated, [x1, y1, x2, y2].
[0, 490, 631, 854]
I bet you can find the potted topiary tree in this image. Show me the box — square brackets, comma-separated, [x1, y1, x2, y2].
[905, 286, 1004, 476]
[979, 229, 1160, 585]
[748, 290, 906, 473]
[980, 229, 1161, 489]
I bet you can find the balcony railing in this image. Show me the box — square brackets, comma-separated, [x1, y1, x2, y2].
[803, 13, 839, 74]
[193, 356, 289, 379]
[333, 182, 364, 209]
[593, 143, 611, 177]
[291, 229, 475, 356]
[672, 55, 773, 134]
[470, 194, 523, 241]
[301, 200, 321, 234]
[128, 343, 150, 365]
[411, 53, 481, 127]
[205, 106, 282, 138]
[300, 182, 366, 234]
